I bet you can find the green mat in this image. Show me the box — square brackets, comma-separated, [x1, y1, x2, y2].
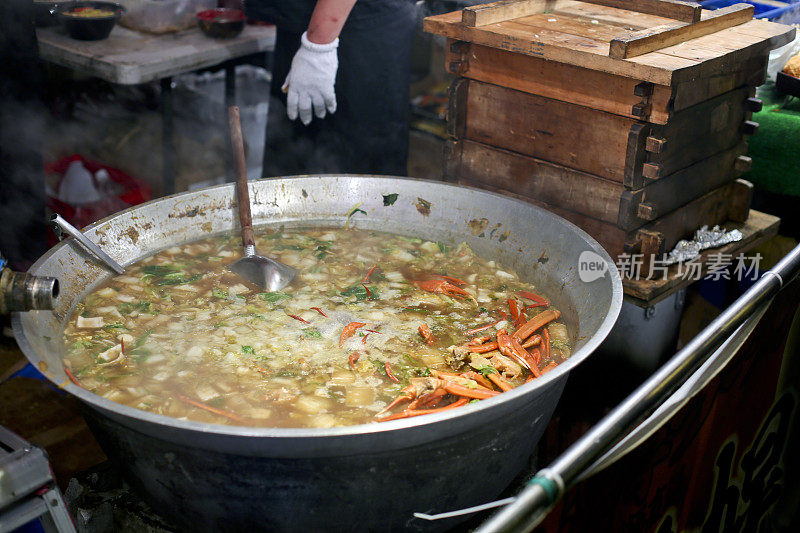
[741, 83, 800, 196]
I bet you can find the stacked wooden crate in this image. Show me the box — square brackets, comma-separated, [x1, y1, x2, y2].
[425, 0, 795, 261]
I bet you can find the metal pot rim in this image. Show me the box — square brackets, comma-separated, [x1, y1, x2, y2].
[13, 175, 622, 440]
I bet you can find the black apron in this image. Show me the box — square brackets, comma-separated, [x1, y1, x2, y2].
[245, 0, 418, 176]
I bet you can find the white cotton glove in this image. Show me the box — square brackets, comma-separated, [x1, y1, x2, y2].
[282, 31, 339, 125]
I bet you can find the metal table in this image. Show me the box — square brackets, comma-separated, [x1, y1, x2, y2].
[36, 24, 276, 194]
[0, 425, 75, 533]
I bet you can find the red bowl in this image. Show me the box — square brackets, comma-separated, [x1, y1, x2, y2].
[197, 8, 245, 38]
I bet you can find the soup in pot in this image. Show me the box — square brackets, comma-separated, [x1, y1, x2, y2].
[62, 227, 570, 427]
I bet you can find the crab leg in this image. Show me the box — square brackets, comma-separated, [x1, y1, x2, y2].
[513, 310, 561, 343]
[377, 398, 469, 422]
[419, 323, 436, 345]
[460, 371, 496, 390]
[518, 290, 550, 308]
[176, 394, 245, 423]
[521, 334, 542, 349]
[443, 381, 499, 399]
[542, 327, 551, 361]
[340, 322, 366, 347]
[487, 373, 514, 392]
[433, 274, 468, 285]
[496, 331, 533, 373]
[469, 341, 499, 353]
[434, 370, 495, 391]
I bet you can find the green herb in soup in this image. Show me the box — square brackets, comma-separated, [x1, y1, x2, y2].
[62, 228, 571, 428]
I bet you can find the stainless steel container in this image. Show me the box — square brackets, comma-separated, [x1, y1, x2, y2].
[13, 176, 622, 532]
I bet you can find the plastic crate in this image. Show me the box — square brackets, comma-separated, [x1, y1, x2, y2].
[699, 0, 800, 21]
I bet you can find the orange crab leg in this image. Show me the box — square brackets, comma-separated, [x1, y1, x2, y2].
[443, 381, 500, 399]
[521, 334, 542, 349]
[385, 362, 400, 383]
[419, 323, 436, 345]
[348, 352, 360, 371]
[469, 341, 499, 353]
[487, 373, 514, 392]
[508, 299, 520, 322]
[497, 332, 533, 373]
[340, 322, 366, 347]
[460, 371, 495, 391]
[513, 310, 561, 343]
[433, 370, 495, 392]
[467, 334, 493, 346]
[177, 394, 245, 423]
[542, 328, 550, 361]
[464, 320, 501, 336]
[413, 279, 477, 304]
[376, 386, 416, 416]
[433, 274, 468, 286]
[529, 348, 542, 378]
[377, 398, 469, 422]
[407, 388, 447, 410]
[518, 291, 550, 308]
[541, 361, 559, 374]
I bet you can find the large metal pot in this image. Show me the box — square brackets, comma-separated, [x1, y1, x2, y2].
[13, 176, 622, 532]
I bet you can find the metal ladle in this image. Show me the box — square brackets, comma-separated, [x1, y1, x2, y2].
[227, 106, 297, 292]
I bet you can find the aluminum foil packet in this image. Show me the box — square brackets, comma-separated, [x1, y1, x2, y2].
[663, 225, 744, 265]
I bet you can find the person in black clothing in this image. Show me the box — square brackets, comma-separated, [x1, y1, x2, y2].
[0, 0, 48, 270]
[245, 0, 417, 177]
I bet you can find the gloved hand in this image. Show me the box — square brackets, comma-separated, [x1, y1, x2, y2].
[282, 31, 339, 125]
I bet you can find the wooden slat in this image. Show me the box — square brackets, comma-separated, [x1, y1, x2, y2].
[446, 40, 668, 121]
[456, 79, 635, 182]
[669, 53, 766, 110]
[452, 79, 753, 185]
[424, 10, 691, 84]
[445, 138, 626, 224]
[646, 85, 753, 177]
[424, 8, 794, 85]
[496, 20, 611, 55]
[454, 178, 752, 263]
[619, 141, 748, 228]
[462, 0, 573, 27]
[513, 12, 631, 41]
[447, 138, 748, 231]
[609, 4, 755, 59]
[583, 0, 702, 22]
[463, 0, 702, 27]
[553, 2, 676, 28]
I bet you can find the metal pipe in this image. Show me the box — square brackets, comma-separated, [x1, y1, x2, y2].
[477, 243, 800, 533]
[0, 267, 59, 314]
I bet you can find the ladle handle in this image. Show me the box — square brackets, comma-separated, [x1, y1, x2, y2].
[228, 105, 255, 248]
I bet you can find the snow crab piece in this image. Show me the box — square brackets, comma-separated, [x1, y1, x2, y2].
[375, 376, 499, 418]
[412, 279, 477, 304]
[488, 353, 523, 380]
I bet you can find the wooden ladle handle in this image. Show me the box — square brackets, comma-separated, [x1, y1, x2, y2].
[228, 105, 255, 247]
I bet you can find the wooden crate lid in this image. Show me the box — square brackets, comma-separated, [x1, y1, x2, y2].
[424, 0, 795, 86]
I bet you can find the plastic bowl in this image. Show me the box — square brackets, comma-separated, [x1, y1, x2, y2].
[57, 1, 124, 41]
[197, 8, 245, 39]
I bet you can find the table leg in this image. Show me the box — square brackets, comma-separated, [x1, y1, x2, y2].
[160, 77, 175, 196]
